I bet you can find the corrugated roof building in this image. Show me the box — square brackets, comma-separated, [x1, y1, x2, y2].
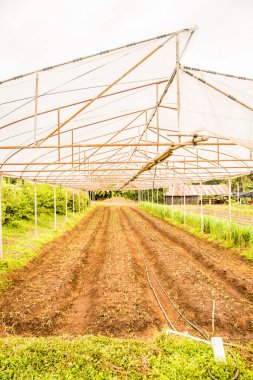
[164, 184, 229, 204]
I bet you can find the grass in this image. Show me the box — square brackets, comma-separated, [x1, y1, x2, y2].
[139, 202, 253, 261]
[0, 206, 94, 290]
[205, 203, 253, 216]
[0, 334, 252, 379]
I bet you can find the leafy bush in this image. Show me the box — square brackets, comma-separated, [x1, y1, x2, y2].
[1, 179, 90, 224]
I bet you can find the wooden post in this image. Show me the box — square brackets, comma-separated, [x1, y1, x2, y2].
[200, 181, 204, 234]
[65, 189, 68, 222]
[0, 176, 3, 259]
[34, 181, 38, 238]
[54, 185, 57, 230]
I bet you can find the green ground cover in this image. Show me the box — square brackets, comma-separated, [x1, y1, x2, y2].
[0, 334, 252, 379]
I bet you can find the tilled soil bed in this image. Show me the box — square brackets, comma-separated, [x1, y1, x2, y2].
[0, 205, 252, 342]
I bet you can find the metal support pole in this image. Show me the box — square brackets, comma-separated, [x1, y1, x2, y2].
[78, 191, 81, 213]
[148, 189, 149, 203]
[237, 182, 240, 204]
[228, 178, 232, 225]
[200, 181, 204, 234]
[34, 181, 38, 238]
[73, 189, 75, 214]
[163, 187, 165, 218]
[65, 189, 68, 222]
[0, 176, 3, 259]
[183, 183, 186, 224]
[54, 185, 57, 230]
[171, 184, 174, 220]
[34, 73, 39, 145]
[156, 188, 159, 204]
[152, 187, 154, 210]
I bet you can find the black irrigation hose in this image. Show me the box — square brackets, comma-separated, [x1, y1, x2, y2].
[127, 214, 208, 340]
[129, 229, 176, 331]
[126, 215, 240, 380]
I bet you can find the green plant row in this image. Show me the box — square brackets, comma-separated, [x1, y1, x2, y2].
[139, 202, 253, 260]
[1, 179, 90, 224]
[0, 334, 252, 379]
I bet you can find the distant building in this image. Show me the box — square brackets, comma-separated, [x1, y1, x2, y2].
[164, 184, 229, 205]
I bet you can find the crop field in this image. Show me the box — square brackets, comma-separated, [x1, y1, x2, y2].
[0, 199, 252, 378]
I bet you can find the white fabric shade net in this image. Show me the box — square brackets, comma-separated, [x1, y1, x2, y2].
[0, 27, 252, 190]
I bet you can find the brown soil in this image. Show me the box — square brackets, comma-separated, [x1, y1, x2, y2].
[0, 204, 252, 342]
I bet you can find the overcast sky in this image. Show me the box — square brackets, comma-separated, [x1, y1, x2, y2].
[1, 0, 252, 80]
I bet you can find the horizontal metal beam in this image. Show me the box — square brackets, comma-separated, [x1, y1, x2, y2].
[0, 142, 236, 149]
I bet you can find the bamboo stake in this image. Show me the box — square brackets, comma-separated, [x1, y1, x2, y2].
[212, 300, 216, 335]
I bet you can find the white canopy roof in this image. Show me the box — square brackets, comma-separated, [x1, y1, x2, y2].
[0, 27, 252, 190]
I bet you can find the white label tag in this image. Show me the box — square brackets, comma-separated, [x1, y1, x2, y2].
[211, 337, 226, 362]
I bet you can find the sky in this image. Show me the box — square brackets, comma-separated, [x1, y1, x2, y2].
[1, 0, 253, 80]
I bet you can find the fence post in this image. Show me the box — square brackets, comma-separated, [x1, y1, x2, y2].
[34, 180, 38, 238]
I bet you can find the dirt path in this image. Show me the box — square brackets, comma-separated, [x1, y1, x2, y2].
[0, 204, 252, 341]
